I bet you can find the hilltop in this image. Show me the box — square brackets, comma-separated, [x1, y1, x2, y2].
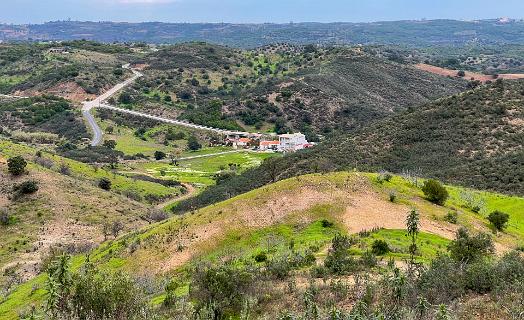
[1, 172, 523, 319]
[175, 79, 524, 212]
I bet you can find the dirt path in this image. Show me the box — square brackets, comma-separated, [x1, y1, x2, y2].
[156, 183, 197, 209]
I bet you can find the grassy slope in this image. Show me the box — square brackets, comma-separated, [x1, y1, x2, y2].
[0, 150, 153, 288]
[3, 171, 523, 319]
[0, 140, 181, 202]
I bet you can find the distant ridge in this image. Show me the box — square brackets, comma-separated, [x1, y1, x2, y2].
[2, 19, 524, 47]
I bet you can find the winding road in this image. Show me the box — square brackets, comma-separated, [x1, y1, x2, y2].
[82, 64, 143, 146]
[82, 64, 260, 146]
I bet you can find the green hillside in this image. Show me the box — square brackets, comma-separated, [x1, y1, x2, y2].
[1, 172, 523, 319]
[175, 79, 524, 213]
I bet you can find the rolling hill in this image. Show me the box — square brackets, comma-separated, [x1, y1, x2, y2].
[1, 172, 523, 319]
[3, 19, 524, 47]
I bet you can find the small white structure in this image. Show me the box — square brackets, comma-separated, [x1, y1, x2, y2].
[278, 133, 309, 152]
[259, 140, 280, 151]
[233, 137, 251, 149]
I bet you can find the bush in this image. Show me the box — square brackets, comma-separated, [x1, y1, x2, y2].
[13, 180, 39, 197]
[321, 219, 334, 228]
[187, 135, 202, 151]
[444, 211, 458, 224]
[487, 210, 509, 231]
[0, 208, 11, 226]
[448, 228, 494, 263]
[464, 260, 495, 293]
[421, 179, 449, 205]
[325, 234, 357, 274]
[154, 150, 166, 160]
[389, 192, 397, 202]
[371, 239, 390, 255]
[254, 252, 268, 263]
[7, 156, 27, 176]
[98, 178, 112, 191]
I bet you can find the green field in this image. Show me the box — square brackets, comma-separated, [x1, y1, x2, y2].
[130, 150, 277, 186]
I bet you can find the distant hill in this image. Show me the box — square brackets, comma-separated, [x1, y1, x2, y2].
[175, 79, 524, 212]
[2, 19, 524, 48]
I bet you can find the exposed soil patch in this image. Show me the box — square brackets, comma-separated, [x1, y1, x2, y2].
[415, 63, 524, 82]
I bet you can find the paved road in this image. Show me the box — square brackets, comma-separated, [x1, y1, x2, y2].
[82, 64, 264, 146]
[97, 104, 253, 137]
[82, 64, 143, 146]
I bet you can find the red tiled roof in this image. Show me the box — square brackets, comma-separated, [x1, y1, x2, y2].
[238, 138, 251, 143]
[260, 141, 280, 146]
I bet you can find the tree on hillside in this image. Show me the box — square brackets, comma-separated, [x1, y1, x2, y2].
[447, 228, 494, 263]
[487, 210, 509, 231]
[103, 140, 117, 150]
[98, 177, 112, 191]
[422, 179, 449, 206]
[154, 150, 166, 160]
[7, 156, 27, 176]
[406, 208, 420, 265]
[187, 135, 202, 151]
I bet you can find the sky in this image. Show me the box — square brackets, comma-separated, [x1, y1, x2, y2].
[1, 0, 524, 24]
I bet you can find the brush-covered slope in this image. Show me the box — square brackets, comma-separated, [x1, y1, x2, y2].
[0, 139, 183, 285]
[2, 172, 523, 319]
[127, 45, 465, 135]
[253, 54, 467, 132]
[175, 79, 524, 212]
[0, 41, 133, 101]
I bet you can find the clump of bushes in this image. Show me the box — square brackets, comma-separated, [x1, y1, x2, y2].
[321, 219, 334, 228]
[487, 210, 509, 231]
[444, 211, 458, 224]
[7, 156, 27, 176]
[422, 179, 449, 205]
[12, 180, 39, 199]
[98, 177, 112, 191]
[371, 239, 390, 255]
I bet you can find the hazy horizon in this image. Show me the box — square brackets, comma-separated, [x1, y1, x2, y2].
[1, 0, 523, 25]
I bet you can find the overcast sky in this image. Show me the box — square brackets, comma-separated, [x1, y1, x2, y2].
[2, 0, 524, 24]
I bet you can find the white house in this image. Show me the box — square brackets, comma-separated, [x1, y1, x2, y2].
[259, 140, 280, 151]
[278, 133, 309, 151]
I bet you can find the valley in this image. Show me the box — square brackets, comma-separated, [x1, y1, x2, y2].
[1, 19, 524, 320]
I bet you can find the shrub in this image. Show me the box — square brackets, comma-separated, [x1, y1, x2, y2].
[187, 135, 202, 151]
[254, 252, 268, 263]
[421, 179, 449, 205]
[190, 262, 257, 318]
[464, 260, 495, 293]
[444, 211, 458, 224]
[13, 180, 39, 197]
[98, 177, 112, 190]
[417, 255, 464, 304]
[7, 156, 27, 176]
[154, 150, 166, 160]
[389, 191, 397, 202]
[103, 139, 117, 149]
[448, 228, 494, 263]
[325, 234, 357, 274]
[371, 239, 390, 255]
[321, 219, 334, 228]
[0, 208, 11, 226]
[487, 210, 509, 231]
